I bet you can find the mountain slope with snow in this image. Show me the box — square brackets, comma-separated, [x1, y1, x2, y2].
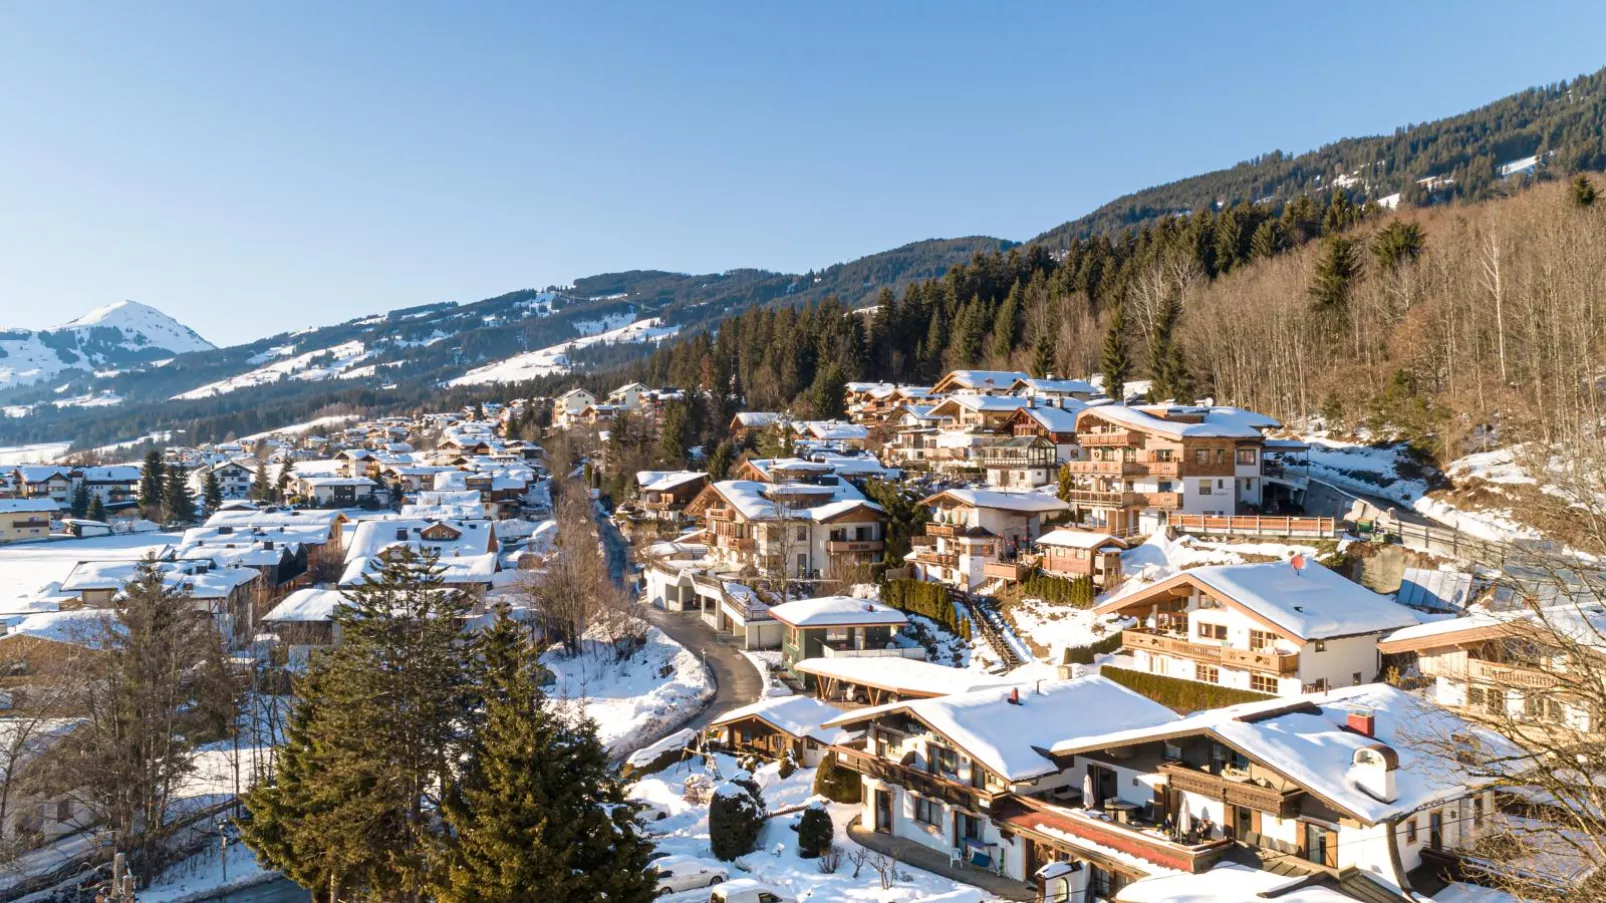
[0, 300, 214, 389]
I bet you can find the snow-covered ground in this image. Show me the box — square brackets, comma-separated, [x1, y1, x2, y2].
[0, 531, 181, 603]
[173, 341, 372, 400]
[542, 624, 715, 757]
[0, 300, 212, 390]
[238, 414, 364, 442]
[1101, 533, 1326, 606]
[631, 754, 990, 903]
[0, 442, 72, 465]
[52, 391, 123, 409]
[449, 317, 680, 386]
[1009, 600, 1133, 662]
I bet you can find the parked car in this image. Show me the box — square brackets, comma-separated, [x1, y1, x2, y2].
[651, 855, 726, 896]
[707, 879, 795, 903]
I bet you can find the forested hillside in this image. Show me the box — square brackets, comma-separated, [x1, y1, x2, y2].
[1034, 68, 1606, 244]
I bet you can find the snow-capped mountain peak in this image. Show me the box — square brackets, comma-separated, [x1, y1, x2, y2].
[0, 300, 214, 389]
[52, 299, 214, 353]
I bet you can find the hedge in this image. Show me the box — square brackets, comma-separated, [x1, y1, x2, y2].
[1099, 665, 1275, 712]
[1018, 569, 1094, 607]
[881, 579, 971, 640]
[1062, 631, 1126, 665]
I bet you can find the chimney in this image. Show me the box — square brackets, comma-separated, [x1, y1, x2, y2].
[1008, 687, 1021, 706]
[1348, 744, 1399, 803]
[1290, 553, 1306, 577]
[1346, 711, 1375, 737]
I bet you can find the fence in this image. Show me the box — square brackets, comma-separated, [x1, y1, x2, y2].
[1168, 514, 1337, 539]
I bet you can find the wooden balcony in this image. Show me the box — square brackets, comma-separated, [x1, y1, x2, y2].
[983, 560, 1029, 582]
[831, 744, 1001, 812]
[926, 523, 960, 538]
[827, 539, 885, 554]
[1002, 795, 1233, 875]
[1127, 460, 1181, 477]
[1170, 515, 1338, 539]
[1156, 762, 1303, 818]
[1467, 658, 1559, 690]
[1063, 489, 1137, 508]
[1079, 430, 1139, 447]
[1182, 461, 1237, 477]
[912, 551, 957, 569]
[1123, 629, 1299, 676]
[1137, 492, 1182, 510]
[1064, 460, 1123, 476]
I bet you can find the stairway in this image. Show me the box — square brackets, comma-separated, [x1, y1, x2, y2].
[956, 591, 1025, 670]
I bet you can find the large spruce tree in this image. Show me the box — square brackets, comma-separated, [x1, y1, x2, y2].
[240, 549, 476, 902]
[434, 611, 657, 903]
[163, 464, 195, 524]
[138, 449, 165, 520]
[1100, 304, 1131, 403]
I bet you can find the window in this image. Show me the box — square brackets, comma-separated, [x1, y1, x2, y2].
[1250, 674, 1279, 694]
[1215, 448, 1227, 464]
[825, 626, 851, 644]
[958, 813, 984, 840]
[1486, 688, 1506, 714]
[1249, 629, 1277, 651]
[1352, 671, 1363, 686]
[914, 795, 940, 827]
[795, 526, 807, 541]
[1197, 622, 1228, 641]
[1198, 480, 1212, 495]
[929, 746, 959, 777]
[1194, 449, 1209, 465]
[1313, 640, 1326, 653]
[1406, 818, 1418, 844]
[1237, 448, 1258, 465]
[1196, 663, 1219, 684]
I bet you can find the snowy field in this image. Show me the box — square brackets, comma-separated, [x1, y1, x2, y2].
[632, 754, 990, 903]
[238, 414, 363, 442]
[0, 442, 71, 465]
[0, 531, 182, 603]
[449, 316, 680, 386]
[1009, 600, 1132, 661]
[542, 623, 715, 757]
[173, 341, 373, 400]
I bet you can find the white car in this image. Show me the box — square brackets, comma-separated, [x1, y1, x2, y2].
[651, 855, 727, 896]
[707, 879, 796, 903]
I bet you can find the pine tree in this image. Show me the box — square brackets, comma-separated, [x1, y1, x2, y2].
[1249, 219, 1287, 261]
[1031, 327, 1056, 379]
[1212, 209, 1243, 273]
[202, 470, 224, 516]
[163, 464, 196, 524]
[86, 494, 106, 523]
[1100, 305, 1131, 404]
[1309, 235, 1361, 312]
[705, 441, 736, 482]
[989, 283, 1022, 362]
[72, 556, 237, 871]
[434, 611, 657, 903]
[276, 462, 294, 504]
[70, 482, 90, 520]
[1571, 173, 1597, 208]
[138, 449, 165, 520]
[1371, 220, 1425, 272]
[241, 549, 476, 901]
[654, 401, 691, 467]
[807, 363, 847, 420]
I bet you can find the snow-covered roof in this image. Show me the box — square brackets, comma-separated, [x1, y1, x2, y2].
[1050, 683, 1515, 825]
[0, 498, 59, 514]
[802, 421, 869, 441]
[635, 470, 707, 492]
[794, 657, 1016, 698]
[1077, 404, 1280, 439]
[933, 370, 1031, 392]
[1013, 405, 1083, 433]
[345, 518, 495, 562]
[262, 588, 349, 623]
[1117, 863, 1355, 903]
[930, 394, 1031, 415]
[732, 412, 783, 427]
[1036, 529, 1125, 551]
[767, 595, 907, 629]
[698, 480, 881, 523]
[1012, 377, 1097, 396]
[60, 560, 259, 598]
[708, 695, 847, 744]
[1380, 602, 1606, 655]
[826, 676, 1180, 782]
[1, 609, 118, 647]
[1097, 559, 1419, 640]
[920, 488, 1071, 514]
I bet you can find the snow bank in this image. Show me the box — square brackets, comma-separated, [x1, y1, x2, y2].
[542, 623, 714, 757]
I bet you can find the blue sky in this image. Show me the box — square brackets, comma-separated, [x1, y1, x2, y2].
[1, 2, 1603, 346]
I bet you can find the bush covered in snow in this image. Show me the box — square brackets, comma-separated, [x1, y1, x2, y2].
[812, 751, 861, 804]
[709, 772, 766, 860]
[796, 804, 834, 858]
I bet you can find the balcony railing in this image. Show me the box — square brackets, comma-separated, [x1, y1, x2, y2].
[1079, 430, 1139, 447]
[983, 560, 1030, 582]
[912, 551, 957, 569]
[1467, 658, 1559, 689]
[1122, 629, 1299, 676]
[1062, 489, 1137, 508]
[1064, 460, 1123, 476]
[831, 744, 1000, 812]
[1155, 762, 1303, 818]
[926, 523, 960, 538]
[1003, 795, 1233, 874]
[1137, 492, 1182, 510]
[826, 539, 885, 554]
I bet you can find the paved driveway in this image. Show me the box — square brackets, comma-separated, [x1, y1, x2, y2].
[642, 606, 764, 733]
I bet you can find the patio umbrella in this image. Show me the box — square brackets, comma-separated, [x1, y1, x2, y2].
[1082, 772, 1094, 809]
[1178, 806, 1193, 836]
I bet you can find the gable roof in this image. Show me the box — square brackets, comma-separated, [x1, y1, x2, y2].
[767, 595, 907, 629]
[931, 370, 1031, 394]
[1036, 529, 1127, 551]
[918, 488, 1071, 515]
[708, 695, 848, 744]
[1048, 684, 1515, 826]
[825, 676, 1180, 782]
[1096, 560, 1419, 641]
[1076, 404, 1280, 439]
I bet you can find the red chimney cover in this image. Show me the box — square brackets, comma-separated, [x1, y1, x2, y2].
[1346, 711, 1375, 738]
[1291, 553, 1306, 575]
[1010, 687, 1021, 705]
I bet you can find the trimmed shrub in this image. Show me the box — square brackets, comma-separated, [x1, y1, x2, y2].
[709, 775, 766, 860]
[1099, 665, 1275, 712]
[1019, 569, 1095, 607]
[881, 579, 966, 635]
[778, 749, 797, 779]
[1062, 631, 1126, 665]
[812, 751, 862, 804]
[796, 805, 834, 858]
